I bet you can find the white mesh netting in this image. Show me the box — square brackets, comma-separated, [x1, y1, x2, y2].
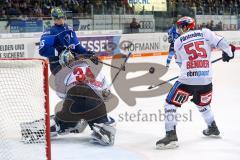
[0, 59, 48, 160]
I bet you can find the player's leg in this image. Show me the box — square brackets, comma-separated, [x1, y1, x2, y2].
[197, 105, 220, 136]
[192, 83, 220, 136]
[84, 92, 116, 146]
[50, 115, 87, 137]
[20, 93, 88, 143]
[74, 90, 116, 146]
[156, 81, 191, 149]
[89, 116, 116, 146]
[156, 102, 178, 149]
[166, 43, 175, 68]
[20, 111, 88, 143]
[56, 84, 116, 145]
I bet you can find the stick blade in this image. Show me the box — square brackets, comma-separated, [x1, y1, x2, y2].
[148, 85, 154, 89]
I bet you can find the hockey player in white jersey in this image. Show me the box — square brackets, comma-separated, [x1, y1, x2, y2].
[156, 16, 235, 149]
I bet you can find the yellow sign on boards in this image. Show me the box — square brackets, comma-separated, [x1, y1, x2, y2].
[128, 0, 167, 12]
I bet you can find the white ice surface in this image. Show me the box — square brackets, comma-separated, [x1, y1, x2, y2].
[50, 51, 240, 160]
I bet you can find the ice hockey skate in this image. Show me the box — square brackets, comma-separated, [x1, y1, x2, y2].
[203, 121, 220, 136]
[156, 128, 178, 149]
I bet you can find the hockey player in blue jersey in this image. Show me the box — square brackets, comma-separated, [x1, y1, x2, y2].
[37, 7, 116, 146]
[39, 7, 97, 75]
[166, 25, 180, 68]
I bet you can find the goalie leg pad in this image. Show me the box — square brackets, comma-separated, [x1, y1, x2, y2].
[57, 119, 88, 135]
[51, 114, 88, 135]
[90, 117, 116, 146]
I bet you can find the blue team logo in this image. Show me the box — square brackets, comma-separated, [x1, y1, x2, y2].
[64, 34, 71, 44]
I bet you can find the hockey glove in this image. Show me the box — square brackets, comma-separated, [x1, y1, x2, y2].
[222, 52, 231, 62]
[230, 44, 236, 53]
[87, 51, 99, 65]
[168, 35, 174, 43]
[222, 44, 235, 62]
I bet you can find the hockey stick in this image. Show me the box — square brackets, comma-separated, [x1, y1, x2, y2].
[54, 53, 125, 71]
[148, 57, 223, 90]
[98, 61, 125, 71]
[76, 54, 125, 70]
[109, 51, 132, 87]
[50, 41, 130, 71]
[97, 40, 133, 71]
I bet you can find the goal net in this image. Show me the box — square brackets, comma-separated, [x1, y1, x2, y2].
[0, 59, 51, 160]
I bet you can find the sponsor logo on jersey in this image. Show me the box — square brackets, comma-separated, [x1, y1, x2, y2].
[187, 70, 209, 77]
[180, 32, 203, 42]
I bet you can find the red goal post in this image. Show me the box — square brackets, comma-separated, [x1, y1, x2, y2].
[0, 58, 51, 160]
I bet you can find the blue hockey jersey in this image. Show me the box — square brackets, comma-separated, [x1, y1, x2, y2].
[167, 25, 180, 44]
[39, 23, 89, 74]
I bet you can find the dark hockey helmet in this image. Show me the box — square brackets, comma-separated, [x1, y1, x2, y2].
[51, 7, 65, 19]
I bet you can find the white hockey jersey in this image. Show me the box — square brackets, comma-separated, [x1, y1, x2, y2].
[56, 61, 110, 100]
[174, 28, 231, 85]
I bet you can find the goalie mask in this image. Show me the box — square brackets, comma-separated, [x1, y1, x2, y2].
[59, 49, 75, 66]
